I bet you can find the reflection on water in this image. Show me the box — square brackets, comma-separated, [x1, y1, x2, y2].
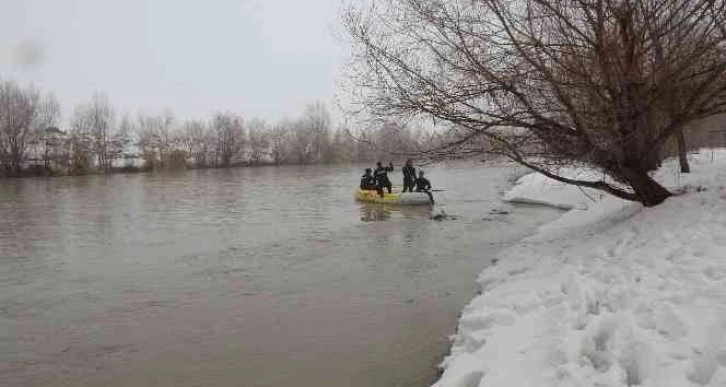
[358, 203, 433, 222]
[0, 163, 562, 387]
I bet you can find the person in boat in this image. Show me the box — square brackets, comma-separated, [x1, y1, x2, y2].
[360, 168, 377, 190]
[415, 170, 435, 204]
[402, 159, 416, 193]
[374, 161, 394, 197]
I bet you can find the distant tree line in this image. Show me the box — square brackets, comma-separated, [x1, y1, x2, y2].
[0, 80, 436, 178]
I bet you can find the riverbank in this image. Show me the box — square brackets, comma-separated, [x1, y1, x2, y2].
[0, 158, 438, 180]
[434, 149, 726, 387]
[0, 160, 353, 179]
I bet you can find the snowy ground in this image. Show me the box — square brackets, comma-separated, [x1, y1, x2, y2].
[434, 149, 726, 387]
[502, 167, 605, 210]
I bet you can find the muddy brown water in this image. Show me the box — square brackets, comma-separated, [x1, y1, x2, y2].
[0, 163, 561, 387]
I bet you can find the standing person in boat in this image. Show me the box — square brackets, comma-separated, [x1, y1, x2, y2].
[360, 168, 377, 190]
[415, 170, 435, 204]
[374, 161, 394, 197]
[402, 159, 416, 193]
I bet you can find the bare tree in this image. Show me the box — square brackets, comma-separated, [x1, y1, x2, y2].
[182, 119, 211, 167]
[112, 112, 135, 168]
[302, 102, 333, 163]
[69, 105, 95, 174]
[138, 110, 175, 169]
[71, 95, 115, 171]
[269, 122, 293, 165]
[290, 102, 333, 164]
[36, 94, 60, 130]
[137, 114, 160, 169]
[344, 0, 726, 206]
[0, 81, 40, 176]
[91, 94, 114, 170]
[353, 128, 376, 162]
[331, 126, 357, 163]
[371, 120, 421, 159]
[247, 118, 270, 165]
[33, 94, 62, 171]
[159, 110, 176, 167]
[212, 112, 246, 167]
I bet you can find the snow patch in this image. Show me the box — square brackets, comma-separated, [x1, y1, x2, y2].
[502, 168, 606, 210]
[434, 149, 726, 387]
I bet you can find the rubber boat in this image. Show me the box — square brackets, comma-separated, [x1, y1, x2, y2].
[354, 189, 433, 205]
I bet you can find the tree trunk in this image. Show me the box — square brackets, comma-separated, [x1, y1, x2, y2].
[620, 166, 672, 206]
[676, 129, 690, 173]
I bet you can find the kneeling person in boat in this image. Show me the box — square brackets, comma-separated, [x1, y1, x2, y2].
[360, 168, 377, 190]
[415, 171, 434, 204]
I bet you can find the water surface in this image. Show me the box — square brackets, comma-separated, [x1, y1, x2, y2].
[0, 163, 561, 387]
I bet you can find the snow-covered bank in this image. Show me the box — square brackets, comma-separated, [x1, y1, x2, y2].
[435, 150, 726, 387]
[502, 168, 604, 210]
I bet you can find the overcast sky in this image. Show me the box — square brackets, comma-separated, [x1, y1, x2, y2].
[0, 0, 349, 123]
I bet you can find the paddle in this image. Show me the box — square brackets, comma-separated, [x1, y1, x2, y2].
[431, 189, 445, 192]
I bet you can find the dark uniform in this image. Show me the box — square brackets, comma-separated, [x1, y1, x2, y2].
[415, 175, 431, 192]
[374, 162, 394, 197]
[415, 171, 434, 204]
[402, 160, 416, 193]
[360, 169, 376, 190]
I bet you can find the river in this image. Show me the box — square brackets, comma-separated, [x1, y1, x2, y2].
[0, 162, 561, 387]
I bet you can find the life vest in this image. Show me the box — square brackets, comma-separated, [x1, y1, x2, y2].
[360, 174, 376, 189]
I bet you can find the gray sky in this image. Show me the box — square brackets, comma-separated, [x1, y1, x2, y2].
[0, 0, 349, 123]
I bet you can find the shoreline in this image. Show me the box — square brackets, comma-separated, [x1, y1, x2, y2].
[1, 156, 510, 181]
[433, 149, 726, 387]
[0, 161, 344, 180]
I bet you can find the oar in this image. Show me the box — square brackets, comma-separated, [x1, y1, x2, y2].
[431, 189, 445, 192]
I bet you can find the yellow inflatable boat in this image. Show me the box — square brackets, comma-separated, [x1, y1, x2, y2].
[354, 189, 434, 205]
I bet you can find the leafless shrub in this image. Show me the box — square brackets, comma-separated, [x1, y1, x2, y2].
[212, 112, 246, 167]
[0, 80, 39, 176]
